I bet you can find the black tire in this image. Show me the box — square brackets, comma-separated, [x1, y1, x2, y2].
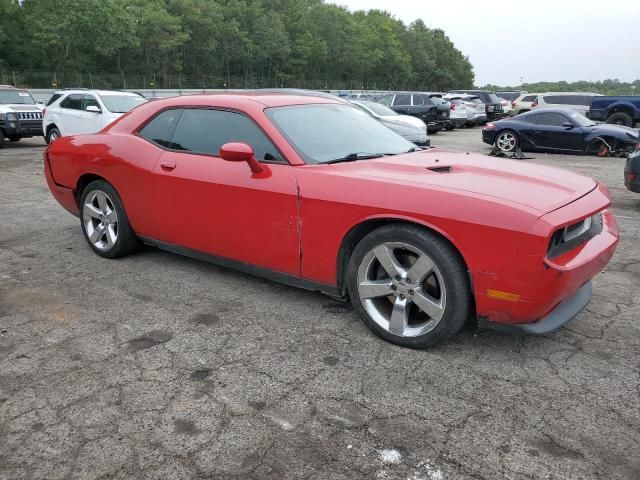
[46, 127, 61, 144]
[0, 129, 5, 148]
[606, 112, 633, 127]
[8, 136, 21, 142]
[347, 224, 472, 348]
[79, 180, 139, 259]
[445, 125, 456, 131]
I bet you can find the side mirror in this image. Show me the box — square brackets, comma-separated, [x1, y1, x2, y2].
[86, 105, 101, 113]
[36, 100, 44, 105]
[563, 122, 574, 129]
[220, 142, 263, 174]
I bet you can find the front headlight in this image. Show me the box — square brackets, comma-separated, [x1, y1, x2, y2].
[6, 113, 17, 121]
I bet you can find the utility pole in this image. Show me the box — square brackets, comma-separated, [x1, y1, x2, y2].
[12, 70, 17, 87]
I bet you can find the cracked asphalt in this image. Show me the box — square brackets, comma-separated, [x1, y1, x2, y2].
[1, 130, 639, 480]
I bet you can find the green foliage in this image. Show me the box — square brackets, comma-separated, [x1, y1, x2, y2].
[484, 79, 640, 96]
[0, 0, 475, 90]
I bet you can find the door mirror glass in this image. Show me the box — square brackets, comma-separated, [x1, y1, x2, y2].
[86, 105, 101, 113]
[220, 142, 263, 173]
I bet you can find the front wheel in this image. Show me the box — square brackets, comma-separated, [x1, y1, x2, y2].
[46, 127, 61, 144]
[495, 130, 518, 153]
[347, 225, 472, 348]
[80, 180, 139, 258]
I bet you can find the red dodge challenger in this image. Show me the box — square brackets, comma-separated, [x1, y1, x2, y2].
[44, 93, 619, 348]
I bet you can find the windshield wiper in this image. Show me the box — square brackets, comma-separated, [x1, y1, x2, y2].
[324, 152, 387, 164]
[406, 147, 423, 153]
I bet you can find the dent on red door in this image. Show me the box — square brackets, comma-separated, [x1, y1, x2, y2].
[150, 150, 301, 276]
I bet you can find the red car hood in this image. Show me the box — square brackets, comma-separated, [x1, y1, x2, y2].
[320, 148, 597, 214]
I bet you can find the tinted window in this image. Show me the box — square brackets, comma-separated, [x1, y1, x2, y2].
[82, 95, 101, 111]
[393, 94, 412, 106]
[485, 93, 501, 104]
[46, 93, 63, 106]
[412, 94, 424, 106]
[139, 109, 183, 148]
[522, 95, 537, 102]
[171, 109, 280, 161]
[61, 94, 83, 110]
[543, 95, 567, 105]
[534, 112, 569, 126]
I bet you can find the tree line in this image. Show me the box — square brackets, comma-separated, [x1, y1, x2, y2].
[484, 79, 640, 96]
[0, 0, 475, 91]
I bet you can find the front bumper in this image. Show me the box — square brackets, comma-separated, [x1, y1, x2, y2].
[0, 118, 44, 137]
[479, 281, 592, 334]
[473, 185, 618, 330]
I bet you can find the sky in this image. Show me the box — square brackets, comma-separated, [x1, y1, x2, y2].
[334, 0, 640, 86]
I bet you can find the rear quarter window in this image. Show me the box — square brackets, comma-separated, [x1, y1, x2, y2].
[138, 109, 183, 148]
[47, 93, 63, 106]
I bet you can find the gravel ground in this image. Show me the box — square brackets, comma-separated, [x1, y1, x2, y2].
[1, 131, 639, 480]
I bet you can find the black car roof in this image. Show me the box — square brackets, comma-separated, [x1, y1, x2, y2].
[515, 107, 578, 117]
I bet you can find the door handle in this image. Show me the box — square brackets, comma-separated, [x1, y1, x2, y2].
[160, 161, 176, 171]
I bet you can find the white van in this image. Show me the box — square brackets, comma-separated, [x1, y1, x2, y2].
[532, 92, 602, 115]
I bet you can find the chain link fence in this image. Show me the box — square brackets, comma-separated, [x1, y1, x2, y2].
[0, 71, 395, 93]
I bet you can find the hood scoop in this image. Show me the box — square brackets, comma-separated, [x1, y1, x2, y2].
[426, 165, 452, 173]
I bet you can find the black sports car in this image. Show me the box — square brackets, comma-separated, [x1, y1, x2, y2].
[482, 108, 640, 155]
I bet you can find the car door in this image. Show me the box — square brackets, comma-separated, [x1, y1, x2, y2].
[80, 94, 105, 134]
[58, 94, 85, 135]
[533, 112, 584, 151]
[148, 107, 301, 276]
[391, 93, 412, 114]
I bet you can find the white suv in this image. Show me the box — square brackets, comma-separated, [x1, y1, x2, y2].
[43, 89, 147, 143]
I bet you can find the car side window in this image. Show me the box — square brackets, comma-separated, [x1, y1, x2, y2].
[139, 109, 183, 148]
[170, 109, 281, 161]
[377, 95, 393, 106]
[82, 95, 101, 111]
[534, 112, 569, 126]
[412, 94, 424, 106]
[60, 94, 83, 110]
[522, 95, 536, 102]
[393, 94, 411, 106]
[47, 93, 62, 106]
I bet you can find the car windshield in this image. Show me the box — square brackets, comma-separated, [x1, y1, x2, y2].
[266, 104, 415, 164]
[357, 101, 398, 117]
[570, 112, 596, 127]
[99, 94, 147, 113]
[0, 90, 36, 105]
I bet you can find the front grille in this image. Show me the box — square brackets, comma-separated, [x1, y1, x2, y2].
[17, 111, 43, 120]
[547, 213, 603, 259]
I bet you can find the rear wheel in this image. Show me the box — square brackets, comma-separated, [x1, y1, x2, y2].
[607, 112, 633, 127]
[347, 224, 471, 348]
[80, 180, 139, 258]
[0, 130, 4, 148]
[495, 130, 519, 153]
[8, 136, 21, 142]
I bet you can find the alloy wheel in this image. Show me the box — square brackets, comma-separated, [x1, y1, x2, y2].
[357, 242, 446, 337]
[83, 190, 118, 250]
[496, 132, 516, 152]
